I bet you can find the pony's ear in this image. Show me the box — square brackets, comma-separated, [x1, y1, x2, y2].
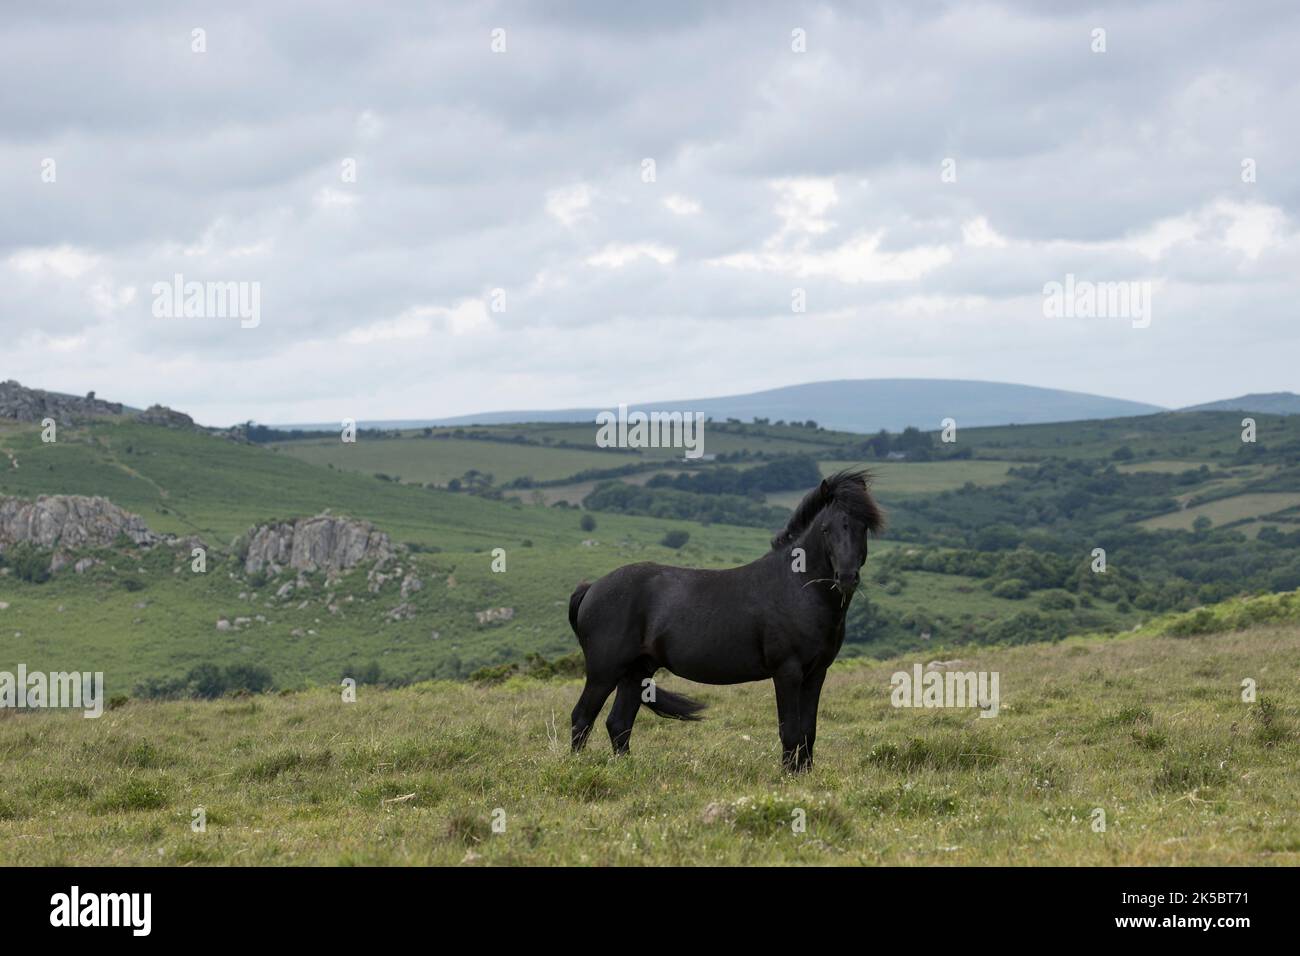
[819, 478, 830, 499]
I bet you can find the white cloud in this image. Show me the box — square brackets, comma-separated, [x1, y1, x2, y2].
[88, 281, 137, 317]
[712, 231, 952, 283]
[586, 242, 677, 268]
[546, 183, 593, 227]
[1103, 199, 1291, 261]
[1219, 201, 1287, 259]
[341, 313, 433, 345]
[771, 178, 838, 237]
[445, 298, 492, 336]
[962, 217, 1007, 249]
[8, 245, 100, 278]
[663, 194, 701, 216]
[314, 187, 359, 210]
[2, 1, 1299, 421]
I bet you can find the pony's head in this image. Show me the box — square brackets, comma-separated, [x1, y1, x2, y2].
[772, 468, 885, 593]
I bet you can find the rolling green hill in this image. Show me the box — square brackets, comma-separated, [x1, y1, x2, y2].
[0, 418, 773, 690]
[316, 378, 1164, 433]
[1181, 392, 1300, 415]
[2, 405, 1299, 696]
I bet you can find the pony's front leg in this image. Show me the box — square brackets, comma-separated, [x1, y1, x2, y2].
[797, 665, 827, 771]
[772, 667, 807, 773]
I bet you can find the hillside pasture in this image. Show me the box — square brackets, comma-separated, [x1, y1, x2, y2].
[1140, 492, 1300, 532]
[0, 623, 1295, 865]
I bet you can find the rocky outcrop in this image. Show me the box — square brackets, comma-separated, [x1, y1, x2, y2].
[219, 423, 252, 444]
[135, 404, 195, 428]
[243, 515, 394, 576]
[475, 606, 515, 625]
[0, 381, 124, 424]
[0, 495, 158, 552]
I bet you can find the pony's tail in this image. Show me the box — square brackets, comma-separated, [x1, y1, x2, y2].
[568, 581, 592, 636]
[645, 687, 707, 721]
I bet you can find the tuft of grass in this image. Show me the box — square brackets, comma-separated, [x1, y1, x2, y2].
[442, 809, 493, 845]
[864, 735, 1001, 772]
[240, 748, 334, 782]
[541, 762, 624, 803]
[856, 785, 959, 818]
[112, 740, 173, 769]
[388, 738, 482, 772]
[715, 793, 853, 844]
[25, 778, 94, 802]
[1154, 749, 1231, 793]
[1251, 696, 1294, 747]
[1130, 729, 1169, 751]
[171, 842, 221, 865]
[96, 778, 171, 813]
[1102, 705, 1153, 727]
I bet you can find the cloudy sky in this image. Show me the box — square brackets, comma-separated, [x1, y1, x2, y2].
[3, 0, 1297, 426]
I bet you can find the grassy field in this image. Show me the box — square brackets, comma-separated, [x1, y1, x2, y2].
[3, 408, 1299, 866]
[0, 501, 770, 691]
[271, 421, 861, 486]
[1, 616, 1295, 865]
[274, 435, 637, 486]
[3, 409, 1299, 695]
[2, 410, 1296, 688]
[1140, 492, 1300, 531]
[470, 421, 860, 458]
[765, 459, 1015, 508]
[955, 410, 1300, 461]
[0, 418, 779, 687]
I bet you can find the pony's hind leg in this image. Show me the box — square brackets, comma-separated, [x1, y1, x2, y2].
[605, 672, 646, 755]
[571, 676, 617, 753]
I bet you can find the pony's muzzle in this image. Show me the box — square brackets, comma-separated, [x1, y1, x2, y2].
[837, 571, 860, 589]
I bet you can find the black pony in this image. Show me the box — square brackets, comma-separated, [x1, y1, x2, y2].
[567, 468, 884, 772]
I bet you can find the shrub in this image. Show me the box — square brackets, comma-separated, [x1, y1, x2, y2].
[992, 578, 1029, 600]
[660, 530, 690, 549]
[2, 543, 51, 584]
[1038, 589, 1076, 611]
[579, 514, 596, 532]
[133, 663, 276, 700]
[469, 662, 518, 686]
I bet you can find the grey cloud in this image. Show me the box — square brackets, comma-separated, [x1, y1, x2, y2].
[2, 0, 1297, 424]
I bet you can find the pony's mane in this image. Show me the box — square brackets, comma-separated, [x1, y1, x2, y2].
[770, 467, 885, 550]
